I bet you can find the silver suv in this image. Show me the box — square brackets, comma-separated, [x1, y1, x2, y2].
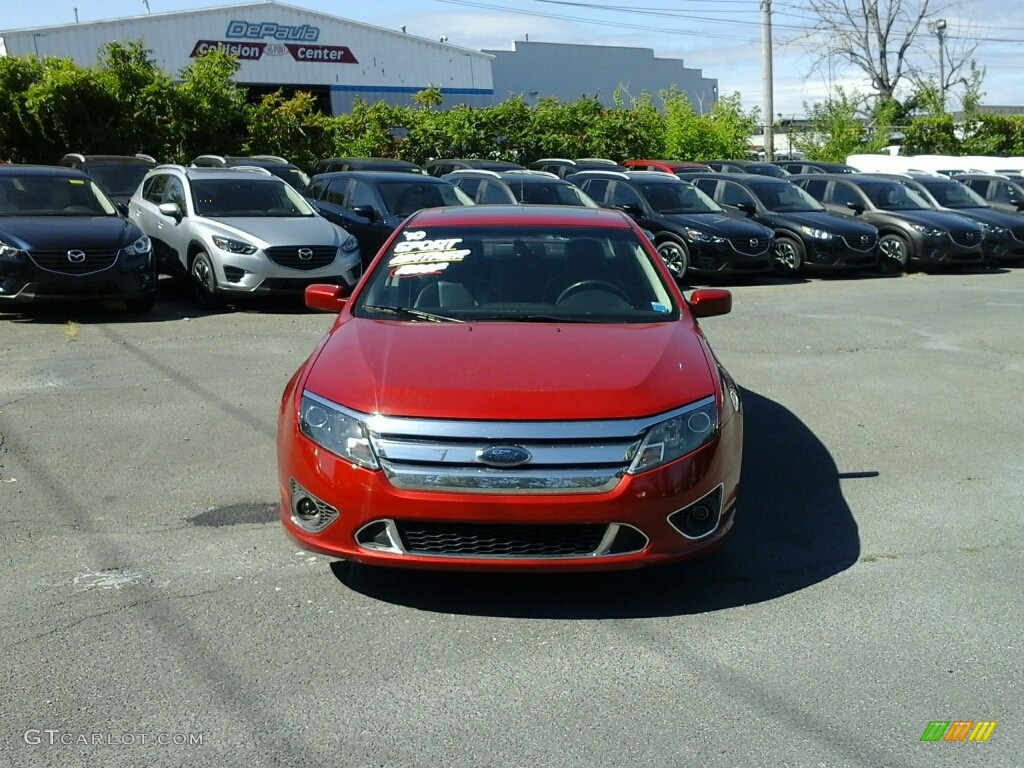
[128, 165, 361, 308]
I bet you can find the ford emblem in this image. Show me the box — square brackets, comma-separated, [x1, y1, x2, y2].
[67, 250, 86, 263]
[298, 248, 313, 260]
[477, 445, 532, 467]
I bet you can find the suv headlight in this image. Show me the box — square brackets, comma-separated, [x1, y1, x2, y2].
[121, 235, 152, 256]
[685, 229, 726, 244]
[626, 398, 718, 474]
[0, 243, 28, 262]
[212, 235, 258, 254]
[799, 225, 834, 240]
[339, 234, 359, 253]
[910, 224, 945, 237]
[299, 394, 379, 470]
[981, 223, 1008, 236]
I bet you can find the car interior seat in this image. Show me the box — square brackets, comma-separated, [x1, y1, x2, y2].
[413, 239, 491, 308]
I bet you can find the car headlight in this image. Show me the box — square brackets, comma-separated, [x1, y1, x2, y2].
[212, 235, 258, 254]
[981, 223, 1008, 236]
[339, 234, 359, 253]
[0, 242, 28, 262]
[121, 235, 152, 256]
[685, 229, 726, 244]
[626, 398, 718, 474]
[910, 224, 945, 237]
[799, 225, 834, 240]
[299, 394, 379, 470]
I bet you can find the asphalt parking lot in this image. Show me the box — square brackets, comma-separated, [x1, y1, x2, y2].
[1, 268, 1021, 768]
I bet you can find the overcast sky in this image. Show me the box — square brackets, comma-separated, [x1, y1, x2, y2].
[4, 0, 1024, 117]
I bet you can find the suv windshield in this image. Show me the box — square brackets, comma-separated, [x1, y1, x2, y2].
[0, 174, 117, 216]
[356, 225, 678, 323]
[516, 183, 597, 207]
[262, 165, 311, 193]
[88, 165, 153, 198]
[378, 181, 474, 217]
[859, 181, 931, 210]
[920, 180, 989, 208]
[191, 178, 316, 217]
[750, 181, 825, 212]
[638, 182, 722, 214]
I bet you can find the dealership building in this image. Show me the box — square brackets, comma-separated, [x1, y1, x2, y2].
[0, 1, 717, 114]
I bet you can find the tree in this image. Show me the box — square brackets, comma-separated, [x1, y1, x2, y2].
[798, 1, 980, 108]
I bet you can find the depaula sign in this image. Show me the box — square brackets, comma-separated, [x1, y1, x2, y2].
[226, 20, 321, 42]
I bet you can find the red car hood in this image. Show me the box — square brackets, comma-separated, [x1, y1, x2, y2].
[303, 319, 716, 420]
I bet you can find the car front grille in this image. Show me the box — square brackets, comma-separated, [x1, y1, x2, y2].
[265, 246, 337, 271]
[395, 521, 609, 557]
[950, 231, 982, 247]
[29, 250, 119, 275]
[726, 237, 771, 256]
[841, 234, 878, 251]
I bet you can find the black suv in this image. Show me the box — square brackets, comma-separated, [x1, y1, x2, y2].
[790, 174, 984, 271]
[873, 173, 1024, 264]
[312, 157, 426, 175]
[423, 158, 525, 177]
[954, 173, 1024, 216]
[0, 165, 156, 312]
[704, 160, 790, 178]
[687, 173, 879, 274]
[527, 158, 628, 178]
[305, 171, 474, 264]
[58, 153, 157, 206]
[190, 155, 311, 193]
[566, 169, 775, 280]
[445, 169, 598, 207]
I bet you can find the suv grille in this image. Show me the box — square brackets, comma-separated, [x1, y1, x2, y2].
[265, 246, 337, 271]
[949, 230, 982, 247]
[395, 521, 608, 557]
[727, 237, 771, 256]
[841, 234, 877, 251]
[30, 250, 118, 275]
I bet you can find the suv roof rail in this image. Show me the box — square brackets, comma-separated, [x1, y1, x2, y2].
[504, 169, 560, 178]
[447, 169, 502, 178]
[135, 153, 157, 163]
[247, 154, 289, 164]
[60, 153, 87, 163]
[533, 157, 574, 164]
[565, 170, 631, 180]
[192, 154, 227, 165]
[575, 157, 618, 164]
[153, 163, 188, 172]
[224, 165, 276, 176]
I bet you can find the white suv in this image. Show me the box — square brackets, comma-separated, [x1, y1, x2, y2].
[128, 164, 361, 308]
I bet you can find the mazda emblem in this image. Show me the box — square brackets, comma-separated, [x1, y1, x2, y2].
[67, 250, 86, 263]
[749, 238, 759, 248]
[861, 235, 869, 243]
[298, 248, 313, 261]
[477, 445, 532, 467]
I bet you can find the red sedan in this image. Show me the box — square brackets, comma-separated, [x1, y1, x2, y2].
[277, 205, 743, 571]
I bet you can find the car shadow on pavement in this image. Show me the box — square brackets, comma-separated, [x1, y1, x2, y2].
[332, 388, 863, 618]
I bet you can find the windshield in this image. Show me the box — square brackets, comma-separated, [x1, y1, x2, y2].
[264, 165, 311, 193]
[87, 165, 153, 197]
[378, 182, 475, 217]
[0, 174, 118, 216]
[920, 180, 989, 208]
[639, 181, 723, 214]
[750, 181, 825, 212]
[355, 224, 679, 323]
[746, 164, 790, 178]
[860, 181, 932, 211]
[516, 182, 599, 207]
[191, 178, 316, 217]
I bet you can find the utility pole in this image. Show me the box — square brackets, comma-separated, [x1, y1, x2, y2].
[932, 19, 947, 112]
[761, 0, 774, 160]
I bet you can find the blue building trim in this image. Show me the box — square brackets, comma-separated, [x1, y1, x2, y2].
[328, 84, 493, 96]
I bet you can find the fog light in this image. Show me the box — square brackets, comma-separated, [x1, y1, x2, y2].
[289, 480, 339, 533]
[667, 485, 723, 540]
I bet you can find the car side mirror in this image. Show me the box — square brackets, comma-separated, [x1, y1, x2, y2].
[736, 202, 756, 216]
[1012, 199, 1024, 211]
[351, 204, 379, 222]
[305, 283, 348, 313]
[158, 202, 183, 221]
[616, 202, 644, 218]
[115, 201, 130, 216]
[687, 288, 732, 318]
[845, 201, 865, 214]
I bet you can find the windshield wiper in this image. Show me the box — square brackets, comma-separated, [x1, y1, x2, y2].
[362, 304, 465, 323]
[468, 314, 604, 323]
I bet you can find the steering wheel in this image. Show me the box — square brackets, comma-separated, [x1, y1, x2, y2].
[556, 280, 630, 304]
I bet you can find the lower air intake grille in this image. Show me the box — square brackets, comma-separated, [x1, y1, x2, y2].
[395, 521, 608, 557]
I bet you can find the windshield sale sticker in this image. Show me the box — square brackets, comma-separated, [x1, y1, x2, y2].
[389, 232, 471, 276]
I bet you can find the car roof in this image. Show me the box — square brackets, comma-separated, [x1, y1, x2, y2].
[404, 204, 633, 228]
[0, 164, 92, 178]
[566, 169, 690, 184]
[685, 172, 786, 184]
[151, 164, 283, 181]
[63, 154, 157, 165]
[310, 170, 454, 183]
[448, 169, 566, 182]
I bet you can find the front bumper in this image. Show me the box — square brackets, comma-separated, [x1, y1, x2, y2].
[0, 252, 156, 304]
[277, 411, 742, 572]
[911, 234, 984, 265]
[211, 246, 361, 294]
[689, 240, 774, 277]
[804, 236, 879, 270]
